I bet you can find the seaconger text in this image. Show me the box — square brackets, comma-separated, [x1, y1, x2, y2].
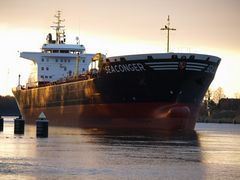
[105, 63, 146, 74]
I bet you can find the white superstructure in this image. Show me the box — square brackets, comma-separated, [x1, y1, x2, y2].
[20, 11, 96, 88]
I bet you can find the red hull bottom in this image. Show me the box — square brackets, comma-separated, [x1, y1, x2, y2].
[21, 102, 199, 130]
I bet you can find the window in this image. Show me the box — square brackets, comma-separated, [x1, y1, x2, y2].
[82, 68, 85, 72]
[41, 67, 44, 70]
[47, 58, 49, 62]
[68, 59, 70, 63]
[64, 59, 67, 63]
[45, 76, 48, 78]
[64, 67, 67, 71]
[147, 56, 153, 60]
[60, 59, 63, 62]
[49, 76, 52, 79]
[46, 67, 49, 71]
[41, 58, 44, 62]
[120, 57, 126, 62]
[41, 75, 44, 78]
[82, 59, 85, 63]
[56, 59, 58, 62]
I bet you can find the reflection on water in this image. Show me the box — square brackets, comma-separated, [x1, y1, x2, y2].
[196, 123, 240, 180]
[0, 117, 240, 179]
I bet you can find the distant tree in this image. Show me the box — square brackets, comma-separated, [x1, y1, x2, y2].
[0, 95, 20, 116]
[213, 87, 226, 103]
[234, 92, 240, 99]
[204, 89, 212, 102]
[201, 89, 217, 117]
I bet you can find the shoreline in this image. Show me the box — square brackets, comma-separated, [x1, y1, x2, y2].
[2, 115, 240, 124]
[198, 117, 240, 124]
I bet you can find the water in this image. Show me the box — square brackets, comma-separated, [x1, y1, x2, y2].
[0, 116, 240, 179]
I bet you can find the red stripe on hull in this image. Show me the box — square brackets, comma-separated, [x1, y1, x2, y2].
[21, 103, 199, 130]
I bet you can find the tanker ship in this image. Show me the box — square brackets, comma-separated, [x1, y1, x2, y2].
[12, 12, 221, 130]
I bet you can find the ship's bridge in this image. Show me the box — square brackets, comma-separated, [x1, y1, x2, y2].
[42, 44, 86, 54]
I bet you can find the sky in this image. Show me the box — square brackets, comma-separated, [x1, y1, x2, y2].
[0, 0, 239, 97]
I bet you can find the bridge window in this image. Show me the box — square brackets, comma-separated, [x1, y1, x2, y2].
[60, 50, 69, 53]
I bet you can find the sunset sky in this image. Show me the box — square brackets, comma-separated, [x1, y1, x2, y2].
[0, 0, 239, 97]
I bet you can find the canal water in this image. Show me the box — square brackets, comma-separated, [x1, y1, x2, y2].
[0, 116, 240, 179]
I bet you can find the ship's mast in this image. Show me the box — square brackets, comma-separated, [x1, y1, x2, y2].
[50, 10, 65, 44]
[160, 15, 176, 53]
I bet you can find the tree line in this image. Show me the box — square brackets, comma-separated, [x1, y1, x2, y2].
[200, 87, 240, 120]
[0, 95, 20, 116]
[205, 87, 240, 104]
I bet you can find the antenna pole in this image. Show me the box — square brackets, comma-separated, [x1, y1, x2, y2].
[160, 15, 176, 52]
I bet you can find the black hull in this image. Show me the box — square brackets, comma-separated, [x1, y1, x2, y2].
[13, 53, 220, 130]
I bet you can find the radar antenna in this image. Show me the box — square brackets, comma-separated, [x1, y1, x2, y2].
[50, 10, 65, 44]
[160, 15, 176, 53]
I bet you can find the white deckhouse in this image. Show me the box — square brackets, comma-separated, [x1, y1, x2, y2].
[20, 11, 96, 88]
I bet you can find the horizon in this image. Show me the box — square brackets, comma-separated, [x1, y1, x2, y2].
[0, 0, 240, 97]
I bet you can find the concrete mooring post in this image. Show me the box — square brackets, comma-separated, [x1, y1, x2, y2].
[36, 112, 48, 138]
[0, 115, 3, 131]
[14, 115, 25, 134]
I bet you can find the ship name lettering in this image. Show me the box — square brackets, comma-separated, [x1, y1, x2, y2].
[105, 63, 146, 74]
